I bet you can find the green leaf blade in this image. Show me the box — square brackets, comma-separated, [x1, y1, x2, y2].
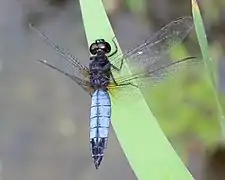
[192, 0, 225, 138]
[79, 0, 195, 179]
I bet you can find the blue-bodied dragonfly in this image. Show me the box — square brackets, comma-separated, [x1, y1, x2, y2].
[29, 16, 200, 169]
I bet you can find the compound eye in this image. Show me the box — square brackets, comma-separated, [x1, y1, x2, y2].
[89, 43, 98, 55]
[104, 42, 111, 53]
[98, 43, 106, 50]
[98, 42, 111, 53]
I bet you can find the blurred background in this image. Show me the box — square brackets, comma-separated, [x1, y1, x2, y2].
[1, 0, 225, 179]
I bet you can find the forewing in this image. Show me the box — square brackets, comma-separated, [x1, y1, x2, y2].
[29, 23, 90, 78]
[111, 16, 194, 73]
[108, 57, 202, 100]
[38, 59, 94, 95]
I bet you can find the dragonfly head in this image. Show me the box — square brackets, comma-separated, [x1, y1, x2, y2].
[89, 39, 111, 56]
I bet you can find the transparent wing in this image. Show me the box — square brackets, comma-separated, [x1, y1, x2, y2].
[108, 56, 203, 99]
[29, 23, 90, 78]
[111, 16, 194, 73]
[38, 59, 94, 95]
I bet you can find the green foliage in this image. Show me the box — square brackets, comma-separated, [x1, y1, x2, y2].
[191, 0, 225, 139]
[139, 0, 225, 163]
[124, 0, 147, 14]
[79, 0, 225, 178]
[79, 0, 195, 179]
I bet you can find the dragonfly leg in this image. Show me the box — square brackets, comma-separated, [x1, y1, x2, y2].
[108, 36, 118, 58]
[116, 82, 138, 88]
[103, 62, 123, 74]
[107, 36, 126, 72]
[110, 72, 138, 88]
[110, 56, 125, 72]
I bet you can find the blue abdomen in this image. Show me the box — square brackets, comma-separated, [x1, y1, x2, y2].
[90, 89, 111, 168]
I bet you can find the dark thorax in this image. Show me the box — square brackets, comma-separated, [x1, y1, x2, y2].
[88, 39, 114, 90]
[89, 53, 111, 90]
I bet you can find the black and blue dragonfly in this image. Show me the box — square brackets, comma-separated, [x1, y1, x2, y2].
[29, 16, 200, 169]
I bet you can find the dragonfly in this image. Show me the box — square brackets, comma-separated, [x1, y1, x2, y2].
[29, 16, 200, 169]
